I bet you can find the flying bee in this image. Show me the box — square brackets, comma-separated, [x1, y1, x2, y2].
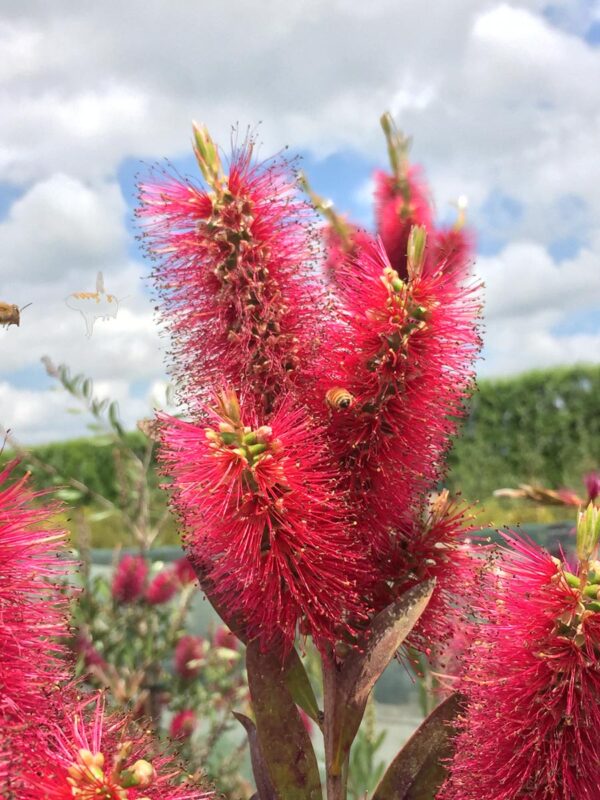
[65, 272, 120, 337]
[325, 387, 355, 410]
[0, 302, 32, 328]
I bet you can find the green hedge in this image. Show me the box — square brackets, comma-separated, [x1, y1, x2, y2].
[3, 364, 599, 503]
[446, 363, 600, 500]
[2, 431, 153, 504]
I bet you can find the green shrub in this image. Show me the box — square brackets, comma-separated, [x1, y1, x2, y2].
[447, 363, 600, 500]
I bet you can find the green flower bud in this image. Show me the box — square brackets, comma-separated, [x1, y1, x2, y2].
[407, 225, 427, 281]
[577, 503, 600, 563]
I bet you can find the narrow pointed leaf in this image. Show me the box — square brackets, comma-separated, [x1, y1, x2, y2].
[246, 640, 323, 800]
[372, 692, 462, 800]
[328, 580, 435, 774]
[343, 579, 436, 709]
[283, 649, 322, 728]
[233, 712, 277, 800]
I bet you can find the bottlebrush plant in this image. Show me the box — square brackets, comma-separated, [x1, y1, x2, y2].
[136, 112, 482, 800]
[5, 112, 596, 799]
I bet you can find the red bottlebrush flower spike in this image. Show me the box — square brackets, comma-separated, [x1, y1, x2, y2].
[174, 635, 206, 680]
[20, 693, 212, 799]
[174, 556, 197, 586]
[430, 224, 474, 282]
[297, 170, 373, 287]
[375, 113, 433, 279]
[145, 569, 179, 605]
[138, 124, 324, 417]
[160, 390, 368, 653]
[374, 165, 432, 279]
[0, 461, 72, 725]
[372, 492, 478, 657]
[318, 233, 480, 552]
[323, 222, 375, 286]
[170, 710, 197, 741]
[111, 554, 148, 603]
[440, 533, 600, 800]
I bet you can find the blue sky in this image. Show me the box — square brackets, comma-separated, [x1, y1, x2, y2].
[0, 0, 599, 442]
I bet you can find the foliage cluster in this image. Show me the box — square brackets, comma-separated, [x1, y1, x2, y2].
[446, 363, 600, 499]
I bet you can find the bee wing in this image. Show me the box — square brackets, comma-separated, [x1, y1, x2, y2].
[96, 271, 105, 294]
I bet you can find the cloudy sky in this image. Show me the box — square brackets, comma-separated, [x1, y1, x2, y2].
[1, 0, 599, 443]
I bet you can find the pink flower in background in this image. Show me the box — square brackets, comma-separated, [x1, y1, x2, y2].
[170, 709, 197, 740]
[145, 568, 179, 605]
[430, 225, 474, 281]
[174, 556, 197, 585]
[174, 635, 206, 680]
[161, 391, 368, 653]
[212, 626, 239, 651]
[440, 534, 600, 800]
[0, 461, 72, 725]
[111, 554, 148, 603]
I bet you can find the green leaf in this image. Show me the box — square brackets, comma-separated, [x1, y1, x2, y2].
[371, 693, 462, 800]
[246, 641, 322, 800]
[283, 649, 322, 728]
[55, 488, 84, 502]
[109, 401, 121, 427]
[87, 509, 115, 523]
[86, 422, 106, 433]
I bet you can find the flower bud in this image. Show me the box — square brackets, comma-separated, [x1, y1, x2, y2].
[577, 503, 600, 563]
[120, 758, 156, 789]
[406, 225, 427, 281]
[192, 121, 223, 189]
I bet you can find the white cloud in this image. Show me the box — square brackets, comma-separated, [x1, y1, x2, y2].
[0, 377, 160, 444]
[0, 174, 127, 281]
[477, 235, 600, 376]
[478, 237, 600, 322]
